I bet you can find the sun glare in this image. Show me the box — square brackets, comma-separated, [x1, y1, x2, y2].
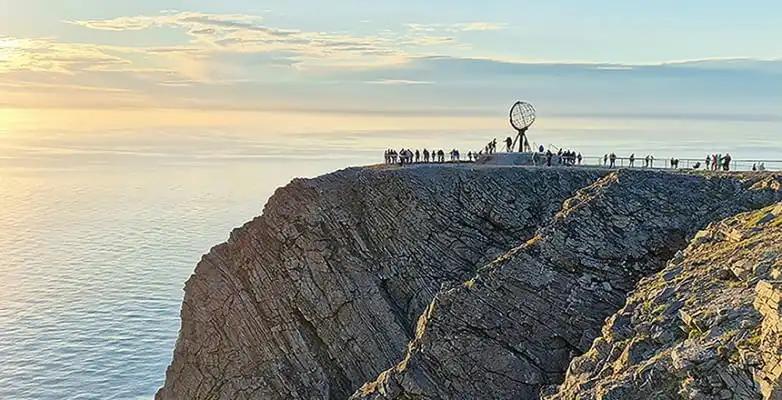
[0, 109, 28, 136]
[0, 37, 22, 60]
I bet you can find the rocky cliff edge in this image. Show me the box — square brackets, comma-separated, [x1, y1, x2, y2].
[156, 166, 782, 400]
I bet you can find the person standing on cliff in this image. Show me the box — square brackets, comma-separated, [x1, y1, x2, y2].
[604, 154, 608, 166]
[505, 137, 513, 152]
[609, 153, 616, 168]
[546, 150, 553, 167]
[629, 153, 635, 167]
[415, 149, 420, 163]
[723, 153, 732, 171]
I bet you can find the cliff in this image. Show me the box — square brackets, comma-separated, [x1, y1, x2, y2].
[156, 165, 606, 400]
[546, 203, 782, 400]
[157, 165, 782, 400]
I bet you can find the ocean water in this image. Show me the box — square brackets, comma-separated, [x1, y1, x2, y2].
[0, 110, 780, 400]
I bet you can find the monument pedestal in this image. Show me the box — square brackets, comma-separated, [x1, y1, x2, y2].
[476, 152, 555, 166]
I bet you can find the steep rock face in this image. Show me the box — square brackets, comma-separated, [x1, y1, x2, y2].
[353, 171, 782, 400]
[546, 203, 782, 400]
[156, 166, 606, 400]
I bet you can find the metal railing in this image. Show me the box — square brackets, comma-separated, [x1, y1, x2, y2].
[582, 156, 781, 171]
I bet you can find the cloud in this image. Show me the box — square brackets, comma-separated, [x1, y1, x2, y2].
[405, 22, 508, 32]
[2, 12, 780, 117]
[365, 79, 433, 85]
[66, 16, 158, 31]
[454, 22, 507, 31]
[0, 37, 131, 74]
[65, 11, 467, 70]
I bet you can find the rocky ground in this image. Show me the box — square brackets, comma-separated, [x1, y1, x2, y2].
[352, 170, 782, 400]
[156, 166, 782, 400]
[547, 203, 782, 400]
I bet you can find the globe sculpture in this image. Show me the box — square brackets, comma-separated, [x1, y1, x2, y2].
[509, 101, 536, 152]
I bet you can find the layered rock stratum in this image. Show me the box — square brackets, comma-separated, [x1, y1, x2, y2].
[157, 165, 782, 400]
[547, 203, 782, 400]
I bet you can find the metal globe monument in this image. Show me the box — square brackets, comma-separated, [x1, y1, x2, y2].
[509, 101, 536, 153]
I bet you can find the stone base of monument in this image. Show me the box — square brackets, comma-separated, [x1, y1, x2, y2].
[476, 152, 557, 166]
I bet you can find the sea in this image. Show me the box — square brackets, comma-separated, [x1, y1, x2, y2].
[1, 108, 780, 400]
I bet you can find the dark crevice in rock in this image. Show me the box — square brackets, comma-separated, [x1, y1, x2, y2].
[378, 278, 416, 339]
[292, 308, 353, 399]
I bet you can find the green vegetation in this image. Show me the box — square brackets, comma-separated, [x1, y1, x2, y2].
[653, 304, 670, 315]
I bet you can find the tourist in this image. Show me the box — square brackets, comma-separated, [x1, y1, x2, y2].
[609, 153, 616, 168]
[604, 154, 608, 166]
[723, 153, 732, 171]
[546, 150, 553, 167]
[415, 150, 420, 163]
[505, 137, 513, 152]
[577, 153, 583, 165]
[629, 154, 635, 167]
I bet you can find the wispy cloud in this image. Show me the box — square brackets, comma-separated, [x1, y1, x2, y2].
[365, 79, 434, 85]
[454, 22, 508, 31]
[0, 11, 779, 115]
[65, 12, 473, 69]
[405, 22, 508, 32]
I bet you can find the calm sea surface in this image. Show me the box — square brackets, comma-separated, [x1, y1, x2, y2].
[0, 111, 780, 399]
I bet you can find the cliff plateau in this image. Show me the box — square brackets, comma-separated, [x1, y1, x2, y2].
[157, 165, 782, 400]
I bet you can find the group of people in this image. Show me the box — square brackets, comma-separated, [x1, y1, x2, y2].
[705, 153, 733, 171]
[601, 153, 682, 169]
[603, 153, 619, 168]
[484, 139, 499, 154]
[384, 145, 760, 172]
[383, 148, 469, 165]
[531, 148, 583, 167]
[558, 149, 583, 166]
[625, 154, 658, 168]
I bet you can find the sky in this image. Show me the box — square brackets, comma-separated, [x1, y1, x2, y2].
[0, 0, 781, 120]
